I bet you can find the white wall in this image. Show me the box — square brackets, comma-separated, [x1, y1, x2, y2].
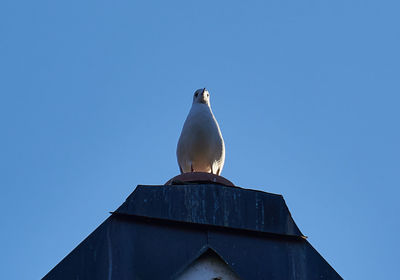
[176, 253, 241, 280]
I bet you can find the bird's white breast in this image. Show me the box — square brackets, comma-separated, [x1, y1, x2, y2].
[177, 103, 225, 174]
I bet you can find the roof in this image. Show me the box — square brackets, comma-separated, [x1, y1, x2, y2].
[43, 183, 342, 280]
[116, 184, 303, 237]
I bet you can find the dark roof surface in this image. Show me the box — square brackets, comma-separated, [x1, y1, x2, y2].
[43, 184, 342, 280]
[116, 184, 303, 237]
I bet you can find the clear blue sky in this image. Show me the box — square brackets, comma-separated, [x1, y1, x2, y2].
[1, 1, 399, 279]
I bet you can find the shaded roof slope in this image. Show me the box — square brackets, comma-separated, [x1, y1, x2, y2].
[43, 184, 342, 280]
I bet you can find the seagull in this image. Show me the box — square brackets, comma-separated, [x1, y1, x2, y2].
[177, 88, 225, 175]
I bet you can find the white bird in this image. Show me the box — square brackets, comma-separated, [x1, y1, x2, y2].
[177, 88, 225, 175]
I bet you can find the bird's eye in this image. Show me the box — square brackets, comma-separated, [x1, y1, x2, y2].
[195, 93, 198, 97]
[207, 93, 209, 97]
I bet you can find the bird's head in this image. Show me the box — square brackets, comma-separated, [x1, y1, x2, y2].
[193, 88, 210, 106]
